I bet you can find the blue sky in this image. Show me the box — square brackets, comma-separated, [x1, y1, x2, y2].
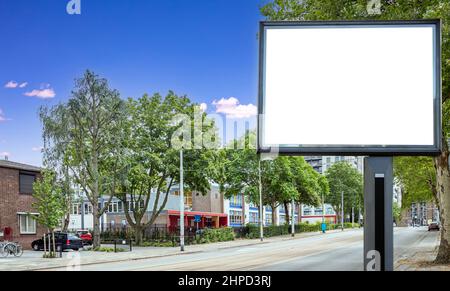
[0, 0, 265, 166]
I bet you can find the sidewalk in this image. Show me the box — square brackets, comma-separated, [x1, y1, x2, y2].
[395, 232, 450, 271]
[0, 229, 353, 271]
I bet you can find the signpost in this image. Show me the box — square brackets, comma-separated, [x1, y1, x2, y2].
[258, 20, 442, 271]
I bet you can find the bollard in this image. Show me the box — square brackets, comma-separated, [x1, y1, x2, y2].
[129, 239, 132, 252]
[114, 240, 117, 253]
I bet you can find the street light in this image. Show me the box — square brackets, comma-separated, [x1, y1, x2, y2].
[258, 159, 264, 242]
[180, 149, 185, 252]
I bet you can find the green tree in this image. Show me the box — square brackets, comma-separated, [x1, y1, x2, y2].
[261, 0, 450, 264]
[116, 93, 214, 245]
[394, 157, 436, 208]
[393, 203, 402, 225]
[32, 170, 65, 258]
[325, 162, 363, 224]
[214, 131, 323, 225]
[40, 70, 127, 248]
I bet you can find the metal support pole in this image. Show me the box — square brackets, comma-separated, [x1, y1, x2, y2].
[364, 157, 394, 272]
[180, 149, 185, 252]
[259, 159, 264, 242]
[341, 191, 344, 231]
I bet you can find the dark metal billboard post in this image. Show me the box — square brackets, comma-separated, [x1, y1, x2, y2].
[364, 157, 394, 271]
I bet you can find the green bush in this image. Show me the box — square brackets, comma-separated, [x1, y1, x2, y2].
[196, 228, 235, 244]
[244, 222, 359, 238]
[140, 241, 176, 248]
[92, 246, 125, 253]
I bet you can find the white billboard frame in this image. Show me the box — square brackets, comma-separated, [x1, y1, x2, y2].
[258, 20, 442, 156]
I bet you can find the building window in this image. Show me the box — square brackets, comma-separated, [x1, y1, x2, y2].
[84, 203, 93, 215]
[19, 172, 36, 194]
[303, 207, 312, 216]
[265, 213, 273, 226]
[127, 200, 146, 212]
[249, 212, 259, 224]
[279, 214, 286, 224]
[71, 203, 81, 215]
[108, 202, 118, 213]
[19, 214, 36, 234]
[230, 195, 243, 208]
[230, 210, 243, 226]
[173, 191, 192, 208]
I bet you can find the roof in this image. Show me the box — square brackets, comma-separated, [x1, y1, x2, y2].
[0, 160, 42, 173]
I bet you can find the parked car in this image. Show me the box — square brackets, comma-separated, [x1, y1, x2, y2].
[76, 230, 93, 246]
[428, 222, 440, 231]
[31, 232, 83, 252]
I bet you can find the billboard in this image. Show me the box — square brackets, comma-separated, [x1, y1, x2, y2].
[258, 20, 441, 156]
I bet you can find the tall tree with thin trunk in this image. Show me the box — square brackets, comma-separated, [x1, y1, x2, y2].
[325, 162, 363, 224]
[32, 170, 65, 258]
[261, 0, 450, 262]
[40, 70, 127, 248]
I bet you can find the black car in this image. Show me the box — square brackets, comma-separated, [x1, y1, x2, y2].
[31, 232, 83, 252]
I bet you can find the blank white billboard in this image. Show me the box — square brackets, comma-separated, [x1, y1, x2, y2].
[258, 21, 441, 155]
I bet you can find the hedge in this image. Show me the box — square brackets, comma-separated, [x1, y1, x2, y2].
[244, 222, 359, 239]
[195, 227, 235, 244]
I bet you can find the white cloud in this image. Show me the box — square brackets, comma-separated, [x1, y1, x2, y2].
[19, 82, 28, 88]
[24, 87, 56, 99]
[4, 81, 18, 88]
[212, 97, 257, 119]
[200, 103, 208, 112]
[0, 109, 9, 122]
[32, 146, 44, 152]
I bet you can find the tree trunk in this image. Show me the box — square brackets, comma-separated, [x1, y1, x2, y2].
[271, 206, 276, 226]
[284, 202, 290, 225]
[52, 231, 56, 258]
[134, 223, 143, 246]
[434, 141, 450, 263]
[43, 231, 47, 257]
[93, 203, 101, 248]
[62, 213, 70, 232]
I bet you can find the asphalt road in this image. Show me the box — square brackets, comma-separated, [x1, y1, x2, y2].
[56, 227, 438, 271]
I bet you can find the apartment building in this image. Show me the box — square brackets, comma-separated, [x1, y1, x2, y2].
[68, 186, 228, 231]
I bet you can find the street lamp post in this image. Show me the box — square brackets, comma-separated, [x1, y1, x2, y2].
[352, 206, 354, 228]
[180, 149, 185, 252]
[291, 198, 295, 237]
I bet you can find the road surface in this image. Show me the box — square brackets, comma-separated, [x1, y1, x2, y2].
[49, 227, 439, 271]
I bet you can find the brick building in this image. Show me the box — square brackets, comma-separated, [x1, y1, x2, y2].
[0, 159, 44, 248]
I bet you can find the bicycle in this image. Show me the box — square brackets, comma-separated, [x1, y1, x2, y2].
[0, 242, 8, 258]
[0, 241, 23, 258]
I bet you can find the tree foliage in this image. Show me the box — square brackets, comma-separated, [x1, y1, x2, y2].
[40, 70, 127, 248]
[211, 131, 326, 225]
[32, 170, 66, 257]
[394, 157, 436, 208]
[116, 92, 215, 245]
[325, 161, 363, 220]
